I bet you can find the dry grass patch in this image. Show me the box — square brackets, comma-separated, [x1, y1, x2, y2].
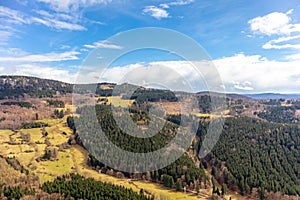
[33, 149, 74, 181]
[96, 96, 134, 108]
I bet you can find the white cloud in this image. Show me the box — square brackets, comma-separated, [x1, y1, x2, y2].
[160, 0, 194, 8]
[286, 9, 294, 15]
[83, 41, 123, 49]
[60, 45, 71, 49]
[31, 16, 86, 31]
[80, 48, 90, 52]
[73, 54, 300, 93]
[263, 43, 300, 50]
[1, 49, 299, 93]
[159, 4, 170, 9]
[232, 81, 254, 91]
[0, 6, 86, 31]
[145, 0, 194, 20]
[0, 6, 29, 24]
[0, 48, 28, 57]
[75, 61, 211, 92]
[35, 10, 73, 21]
[5, 64, 78, 83]
[0, 53, 299, 93]
[214, 53, 300, 93]
[0, 30, 13, 45]
[248, 10, 300, 36]
[37, 0, 112, 13]
[262, 35, 300, 49]
[168, 0, 194, 6]
[249, 10, 300, 51]
[143, 6, 169, 20]
[285, 53, 300, 60]
[0, 51, 80, 62]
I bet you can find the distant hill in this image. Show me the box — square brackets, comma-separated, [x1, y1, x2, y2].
[244, 93, 300, 100]
[0, 75, 73, 99]
[197, 91, 253, 100]
[1, 75, 299, 101]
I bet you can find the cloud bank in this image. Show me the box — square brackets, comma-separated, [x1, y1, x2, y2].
[2, 53, 298, 93]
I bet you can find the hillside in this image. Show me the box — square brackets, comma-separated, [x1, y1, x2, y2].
[0, 76, 299, 200]
[0, 76, 73, 99]
[244, 93, 300, 100]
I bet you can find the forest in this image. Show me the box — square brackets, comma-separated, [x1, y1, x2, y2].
[198, 117, 300, 196]
[42, 173, 153, 200]
[69, 100, 300, 197]
[0, 76, 73, 99]
[257, 106, 297, 123]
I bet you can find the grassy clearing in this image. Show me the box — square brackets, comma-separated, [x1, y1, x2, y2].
[0, 117, 73, 183]
[33, 149, 74, 183]
[96, 96, 134, 108]
[192, 112, 232, 118]
[65, 103, 76, 113]
[14, 152, 35, 166]
[38, 173, 53, 183]
[0, 130, 13, 144]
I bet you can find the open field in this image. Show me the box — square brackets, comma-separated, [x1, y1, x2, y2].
[96, 96, 135, 107]
[192, 112, 232, 118]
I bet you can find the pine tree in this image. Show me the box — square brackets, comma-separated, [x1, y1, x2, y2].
[216, 187, 221, 196]
[196, 182, 200, 194]
[176, 179, 182, 191]
[221, 184, 227, 196]
[258, 187, 265, 200]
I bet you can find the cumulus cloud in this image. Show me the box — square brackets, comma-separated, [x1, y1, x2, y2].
[143, 6, 169, 20]
[248, 11, 295, 35]
[1, 51, 300, 93]
[214, 53, 300, 93]
[232, 81, 254, 91]
[73, 54, 300, 93]
[248, 9, 300, 50]
[74, 60, 222, 93]
[17, 65, 77, 83]
[0, 64, 78, 83]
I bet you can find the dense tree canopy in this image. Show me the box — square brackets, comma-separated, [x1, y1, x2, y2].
[42, 173, 153, 200]
[198, 117, 300, 196]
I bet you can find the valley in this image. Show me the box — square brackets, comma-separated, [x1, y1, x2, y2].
[0, 76, 299, 200]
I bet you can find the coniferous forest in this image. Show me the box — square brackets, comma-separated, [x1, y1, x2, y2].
[69, 101, 300, 197]
[42, 173, 153, 200]
[197, 117, 300, 196]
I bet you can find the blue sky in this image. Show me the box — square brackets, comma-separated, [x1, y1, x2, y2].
[0, 0, 300, 93]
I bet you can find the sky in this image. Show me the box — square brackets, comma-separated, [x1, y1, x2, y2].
[0, 0, 300, 93]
